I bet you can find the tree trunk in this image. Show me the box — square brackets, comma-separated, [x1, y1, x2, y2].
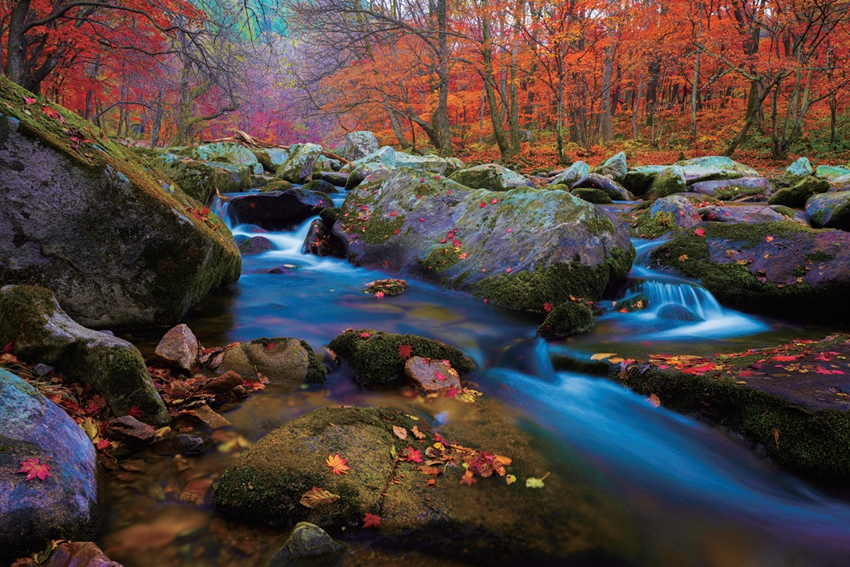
[599, 47, 614, 143]
[5, 0, 31, 86]
[435, 0, 452, 156]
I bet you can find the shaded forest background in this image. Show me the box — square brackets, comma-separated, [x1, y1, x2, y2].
[2, 0, 849, 170]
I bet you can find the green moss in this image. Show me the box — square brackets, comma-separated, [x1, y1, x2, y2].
[0, 286, 57, 347]
[806, 250, 834, 263]
[571, 187, 613, 204]
[361, 215, 405, 245]
[630, 210, 678, 239]
[614, 365, 850, 476]
[548, 183, 571, 192]
[537, 302, 594, 339]
[319, 207, 340, 227]
[471, 248, 633, 311]
[768, 176, 830, 208]
[328, 329, 475, 385]
[421, 245, 462, 272]
[259, 179, 293, 192]
[244, 337, 327, 384]
[712, 184, 767, 201]
[771, 205, 796, 218]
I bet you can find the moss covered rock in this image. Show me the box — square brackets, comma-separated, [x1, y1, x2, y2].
[0, 285, 170, 424]
[690, 177, 771, 201]
[768, 176, 830, 208]
[0, 369, 99, 564]
[675, 156, 759, 181]
[621, 165, 667, 195]
[537, 302, 594, 339]
[213, 403, 638, 564]
[591, 151, 627, 181]
[215, 337, 325, 384]
[277, 143, 324, 183]
[0, 78, 241, 329]
[258, 179, 294, 192]
[697, 205, 794, 224]
[333, 169, 634, 311]
[341, 131, 379, 161]
[449, 163, 531, 191]
[777, 157, 813, 187]
[646, 165, 687, 200]
[572, 173, 632, 200]
[650, 221, 850, 322]
[225, 188, 333, 230]
[805, 191, 850, 231]
[548, 160, 589, 187]
[152, 153, 252, 202]
[815, 165, 850, 181]
[328, 329, 474, 385]
[630, 194, 701, 238]
[571, 187, 613, 204]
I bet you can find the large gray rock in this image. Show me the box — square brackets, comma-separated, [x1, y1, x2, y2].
[449, 163, 531, 191]
[214, 337, 326, 384]
[225, 188, 334, 231]
[0, 285, 170, 425]
[341, 131, 379, 161]
[675, 156, 759, 181]
[191, 142, 259, 167]
[0, 370, 98, 564]
[697, 205, 794, 224]
[592, 151, 627, 180]
[549, 161, 589, 187]
[333, 169, 634, 311]
[689, 177, 771, 200]
[778, 157, 813, 186]
[395, 152, 458, 175]
[0, 84, 241, 330]
[806, 191, 850, 231]
[276, 143, 324, 183]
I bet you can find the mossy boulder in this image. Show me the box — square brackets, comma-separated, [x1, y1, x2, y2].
[214, 337, 325, 384]
[395, 152, 458, 175]
[333, 169, 634, 311]
[777, 157, 813, 186]
[768, 176, 830, 208]
[650, 221, 850, 322]
[630, 194, 700, 238]
[317, 171, 349, 187]
[239, 236, 275, 256]
[621, 165, 667, 195]
[805, 191, 850, 231]
[449, 163, 531, 191]
[572, 173, 632, 200]
[591, 151, 627, 181]
[341, 131, 379, 161]
[549, 161, 589, 187]
[190, 142, 259, 168]
[645, 165, 687, 200]
[0, 78, 241, 329]
[0, 285, 170, 424]
[302, 179, 341, 194]
[0, 370, 98, 564]
[327, 329, 474, 385]
[697, 205, 794, 224]
[259, 179, 294, 192]
[225, 188, 333, 230]
[277, 143, 324, 183]
[253, 148, 290, 173]
[537, 302, 594, 339]
[571, 187, 613, 204]
[815, 165, 850, 181]
[152, 153, 252, 202]
[213, 403, 638, 564]
[689, 177, 771, 201]
[675, 156, 759, 181]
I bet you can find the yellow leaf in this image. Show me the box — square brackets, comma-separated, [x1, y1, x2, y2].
[607, 357, 624, 364]
[526, 472, 550, 488]
[590, 353, 618, 361]
[678, 254, 689, 262]
[300, 487, 340, 508]
[80, 417, 98, 440]
[505, 474, 516, 485]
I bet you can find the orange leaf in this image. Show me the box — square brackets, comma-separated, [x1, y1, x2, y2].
[459, 470, 477, 486]
[300, 487, 341, 508]
[325, 453, 351, 475]
[392, 425, 407, 440]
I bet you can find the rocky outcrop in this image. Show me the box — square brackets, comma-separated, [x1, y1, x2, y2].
[333, 169, 634, 311]
[0, 370, 98, 564]
[341, 131, 379, 161]
[0, 285, 170, 424]
[806, 191, 850, 231]
[0, 78, 241, 329]
[449, 163, 531, 191]
[276, 143, 323, 183]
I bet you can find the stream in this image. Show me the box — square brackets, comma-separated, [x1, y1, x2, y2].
[99, 196, 850, 567]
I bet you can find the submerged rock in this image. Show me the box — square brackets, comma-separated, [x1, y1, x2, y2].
[333, 169, 634, 312]
[537, 302, 594, 339]
[0, 285, 170, 424]
[240, 236, 275, 256]
[450, 163, 531, 191]
[651, 221, 850, 322]
[327, 329, 474, 385]
[214, 337, 325, 384]
[0, 78, 241, 329]
[0, 370, 98, 564]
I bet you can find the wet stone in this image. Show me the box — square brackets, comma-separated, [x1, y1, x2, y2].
[106, 416, 156, 445]
[203, 370, 244, 394]
[404, 356, 462, 391]
[179, 478, 214, 505]
[152, 434, 213, 456]
[154, 323, 200, 374]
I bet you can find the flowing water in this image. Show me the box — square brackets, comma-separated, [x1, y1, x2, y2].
[99, 197, 850, 567]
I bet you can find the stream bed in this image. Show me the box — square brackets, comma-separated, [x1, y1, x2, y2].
[99, 199, 850, 567]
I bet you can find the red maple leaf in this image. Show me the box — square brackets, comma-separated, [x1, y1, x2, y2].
[397, 344, 413, 360]
[403, 446, 423, 463]
[363, 513, 381, 528]
[771, 355, 798, 362]
[18, 458, 50, 481]
[694, 228, 706, 237]
[126, 406, 144, 419]
[2, 342, 12, 353]
[543, 303, 553, 313]
[359, 332, 371, 339]
[325, 453, 351, 475]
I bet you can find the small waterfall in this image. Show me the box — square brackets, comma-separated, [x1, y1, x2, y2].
[635, 281, 723, 321]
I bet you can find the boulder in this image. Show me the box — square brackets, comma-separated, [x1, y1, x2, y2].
[252, 148, 290, 173]
[214, 337, 326, 384]
[0, 370, 98, 564]
[189, 142, 259, 167]
[571, 187, 612, 204]
[0, 79, 241, 329]
[395, 152, 458, 175]
[630, 194, 701, 238]
[548, 161, 589, 187]
[276, 143, 324, 183]
[302, 218, 345, 257]
[806, 191, 850, 231]
[651, 221, 850, 321]
[591, 151, 627, 181]
[11, 541, 121, 567]
[153, 324, 200, 374]
[537, 302, 594, 339]
[645, 165, 687, 200]
[778, 157, 813, 186]
[259, 180, 294, 193]
[831, 174, 850, 191]
[105, 415, 155, 446]
[768, 176, 830, 208]
[317, 171, 349, 187]
[815, 165, 850, 181]
[675, 156, 759, 181]
[0, 285, 170, 424]
[328, 329, 474, 385]
[697, 205, 794, 224]
[341, 131, 379, 161]
[621, 165, 667, 195]
[152, 153, 252, 202]
[302, 179, 341, 194]
[571, 173, 632, 200]
[239, 236, 275, 256]
[225, 188, 333, 231]
[214, 404, 635, 564]
[404, 356, 462, 391]
[689, 177, 771, 200]
[333, 170, 634, 311]
[265, 522, 346, 567]
[449, 163, 531, 191]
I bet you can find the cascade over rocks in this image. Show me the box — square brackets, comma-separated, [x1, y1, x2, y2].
[225, 188, 333, 231]
[0, 78, 241, 329]
[0, 370, 98, 565]
[332, 169, 634, 311]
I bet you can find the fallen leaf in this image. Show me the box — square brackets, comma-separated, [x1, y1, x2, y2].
[678, 254, 689, 262]
[694, 228, 705, 237]
[363, 513, 381, 528]
[18, 458, 50, 481]
[411, 426, 426, 440]
[647, 393, 661, 408]
[506, 474, 517, 485]
[300, 487, 340, 508]
[392, 426, 407, 440]
[80, 417, 99, 440]
[590, 353, 618, 361]
[403, 446, 423, 463]
[397, 344, 414, 360]
[525, 472, 549, 488]
[325, 453, 351, 475]
[459, 470, 477, 486]
[773, 428, 780, 450]
[765, 235, 774, 242]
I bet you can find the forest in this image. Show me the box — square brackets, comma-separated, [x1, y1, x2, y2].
[3, 0, 850, 166]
